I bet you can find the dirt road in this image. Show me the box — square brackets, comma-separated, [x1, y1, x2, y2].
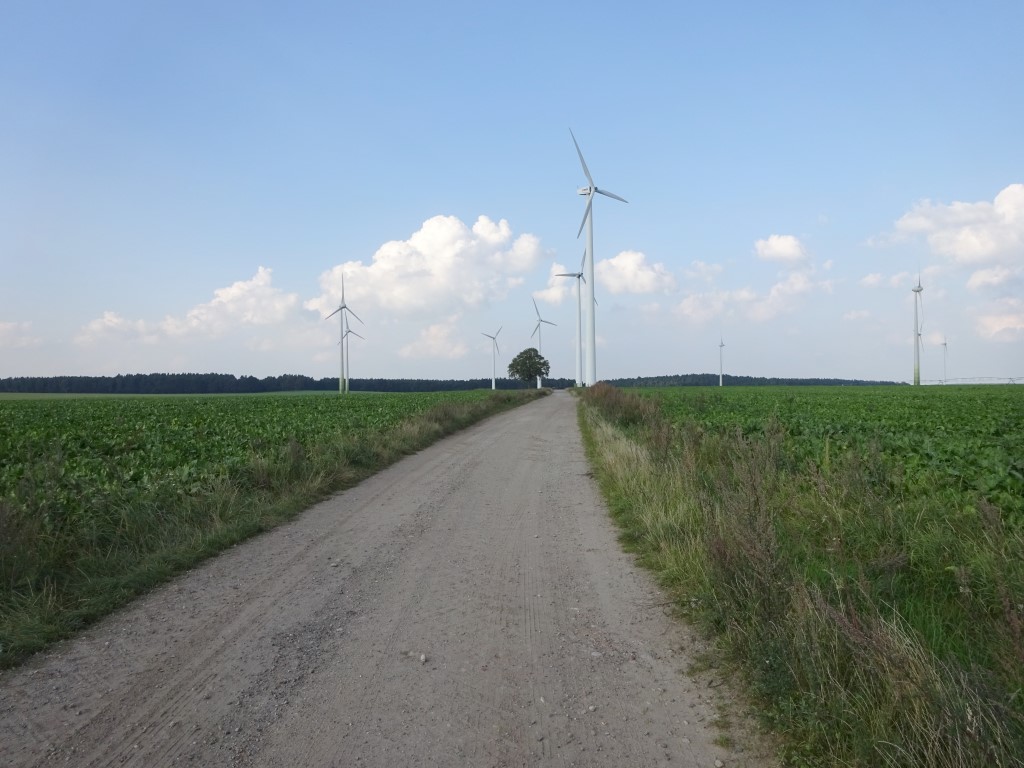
[1, 391, 773, 767]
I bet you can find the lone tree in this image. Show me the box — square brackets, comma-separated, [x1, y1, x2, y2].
[508, 347, 550, 384]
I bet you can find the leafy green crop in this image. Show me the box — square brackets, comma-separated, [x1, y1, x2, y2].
[634, 385, 1024, 516]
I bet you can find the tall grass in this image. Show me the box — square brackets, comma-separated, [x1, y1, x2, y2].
[0, 389, 544, 668]
[580, 383, 1023, 767]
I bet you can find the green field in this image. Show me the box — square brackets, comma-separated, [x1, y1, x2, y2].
[0, 389, 536, 666]
[635, 385, 1024, 515]
[581, 384, 1024, 767]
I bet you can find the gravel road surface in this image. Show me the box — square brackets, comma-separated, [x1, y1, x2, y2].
[1, 391, 775, 767]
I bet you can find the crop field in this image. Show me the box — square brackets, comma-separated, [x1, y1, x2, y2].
[0, 389, 526, 665]
[0, 390, 493, 526]
[636, 384, 1024, 515]
[581, 384, 1024, 766]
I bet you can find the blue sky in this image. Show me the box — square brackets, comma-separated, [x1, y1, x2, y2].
[2, 1, 1022, 384]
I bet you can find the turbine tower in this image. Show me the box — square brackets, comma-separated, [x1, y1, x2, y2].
[556, 251, 587, 387]
[342, 314, 364, 394]
[481, 326, 501, 390]
[913, 277, 923, 386]
[325, 273, 363, 395]
[942, 336, 948, 385]
[719, 338, 725, 387]
[571, 129, 627, 387]
[531, 298, 556, 389]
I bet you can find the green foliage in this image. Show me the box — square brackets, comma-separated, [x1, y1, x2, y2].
[0, 389, 544, 666]
[507, 347, 550, 383]
[581, 384, 1024, 767]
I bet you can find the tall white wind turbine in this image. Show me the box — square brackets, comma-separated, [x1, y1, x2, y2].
[325, 273, 363, 395]
[556, 251, 587, 387]
[343, 314, 364, 394]
[912, 276, 924, 386]
[571, 129, 627, 387]
[482, 326, 502, 390]
[531, 298, 556, 389]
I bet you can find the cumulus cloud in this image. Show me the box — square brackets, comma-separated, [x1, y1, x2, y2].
[749, 272, 815, 321]
[0, 321, 41, 348]
[161, 267, 300, 336]
[398, 315, 468, 359]
[596, 250, 676, 294]
[860, 273, 883, 287]
[966, 265, 1022, 292]
[533, 262, 571, 305]
[674, 288, 757, 324]
[975, 298, 1024, 341]
[843, 310, 870, 321]
[683, 260, 723, 282]
[754, 234, 807, 265]
[76, 311, 158, 345]
[890, 184, 1024, 292]
[306, 215, 543, 317]
[895, 184, 1024, 264]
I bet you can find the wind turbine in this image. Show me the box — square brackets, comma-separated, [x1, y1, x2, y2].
[343, 314, 364, 394]
[481, 326, 501, 390]
[571, 129, 627, 386]
[556, 251, 587, 387]
[912, 276, 924, 386]
[942, 336, 948, 385]
[531, 298, 556, 389]
[719, 338, 725, 387]
[325, 273, 363, 395]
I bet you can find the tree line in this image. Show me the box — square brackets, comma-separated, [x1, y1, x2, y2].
[608, 373, 903, 387]
[0, 372, 576, 395]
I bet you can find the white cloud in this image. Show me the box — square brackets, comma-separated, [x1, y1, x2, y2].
[966, 265, 1022, 291]
[398, 315, 468, 359]
[76, 311, 158, 345]
[161, 267, 300, 337]
[888, 271, 913, 288]
[860, 273, 883, 287]
[749, 272, 814, 322]
[843, 310, 870, 321]
[306, 215, 542, 317]
[754, 234, 807, 265]
[975, 298, 1024, 341]
[895, 184, 1024, 265]
[596, 250, 677, 294]
[534, 262, 571, 305]
[674, 288, 757, 324]
[683, 260, 723, 282]
[0, 321, 41, 348]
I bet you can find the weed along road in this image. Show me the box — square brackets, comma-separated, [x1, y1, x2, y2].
[1, 391, 772, 767]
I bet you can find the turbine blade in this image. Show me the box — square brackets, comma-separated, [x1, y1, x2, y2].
[531, 323, 539, 338]
[532, 297, 541, 318]
[576, 193, 593, 239]
[580, 250, 586, 271]
[569, 128, 594, 187]
[543, 319, 556, 326]
[597, 188, 628, 204]
[326, 307, 341, 320]
[495, 341, 500, 355]
[495, 326, 502, 337]
[347, 308, 364, 324]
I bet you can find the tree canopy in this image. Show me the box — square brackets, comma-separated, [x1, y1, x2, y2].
[507, 348, 550, 383]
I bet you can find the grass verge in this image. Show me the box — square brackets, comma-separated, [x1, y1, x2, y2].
[0, 389, 545, 668]
[578, 383, 1023, 768]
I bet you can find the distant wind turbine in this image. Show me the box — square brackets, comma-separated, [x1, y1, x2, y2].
[942, 336, 948, 385]
[571, 129, 627, 387]
[481, 326, 502, 390]
[531, 298, 556, 389]
[912, 276, 924, 386]
[325, 273, 363, 395]
[555, 251, 587, 387]
[342, 314, 364, 394]
[719, 338, 725, 387]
